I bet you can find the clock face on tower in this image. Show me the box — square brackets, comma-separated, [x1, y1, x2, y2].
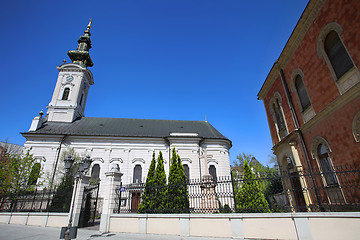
[66, 75, 74, 82]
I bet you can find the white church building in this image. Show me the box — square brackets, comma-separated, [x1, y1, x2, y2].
[21, 21, 232, 212]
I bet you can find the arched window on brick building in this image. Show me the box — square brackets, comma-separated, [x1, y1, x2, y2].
[317, 22, 359, 94]
[324, 31, 354, 79]
[295, 75, 311, 111]
[269, 92, 288, 140]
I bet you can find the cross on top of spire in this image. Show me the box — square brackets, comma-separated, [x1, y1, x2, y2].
[87, 18, 92, 30]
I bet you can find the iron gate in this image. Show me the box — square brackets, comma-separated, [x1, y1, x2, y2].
[79, 183, 100, 227]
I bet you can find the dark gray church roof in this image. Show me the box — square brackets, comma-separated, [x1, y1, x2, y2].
[24, 117, 229, 141]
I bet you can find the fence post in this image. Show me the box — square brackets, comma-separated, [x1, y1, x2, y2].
[92, 181, 100, 225]
[68, 175, 90, 227]
[231, 175, 237, 213]
[99, 165, 123, 232]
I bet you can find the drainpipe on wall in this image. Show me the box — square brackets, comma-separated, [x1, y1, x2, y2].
[278, 64, 323, 211]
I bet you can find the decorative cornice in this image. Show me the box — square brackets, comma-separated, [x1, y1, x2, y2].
[132, 158, 145, 164]
[181, 158, 192, 164]
[208, 159, 218, 164]
[110, 158, 123, 163]
[92, 157, 104, 163]
[57, 63, 94, 85]
[272, 130, 299, 154]
[61, 82, 75, 87]
[258, 0, 326, 99]
[34, 156, 46, 162]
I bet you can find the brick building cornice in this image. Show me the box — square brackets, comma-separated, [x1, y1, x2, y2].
[258, 0, 325, 99]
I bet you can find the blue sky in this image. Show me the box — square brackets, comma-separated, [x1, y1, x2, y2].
[0, 0, 308, 165]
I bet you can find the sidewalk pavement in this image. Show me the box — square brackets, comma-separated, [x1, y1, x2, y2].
[0, 223, 234, 240]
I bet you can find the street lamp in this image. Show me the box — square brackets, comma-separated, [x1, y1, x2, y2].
[64, 156, 74, 171]
[61, 155, 93, 240]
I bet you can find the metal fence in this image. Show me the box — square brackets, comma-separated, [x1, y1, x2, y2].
[115, 165, 360, 213]
[0, 188, 61, 212]
[2, 165, 359, 214]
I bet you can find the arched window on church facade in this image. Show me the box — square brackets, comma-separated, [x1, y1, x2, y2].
[209, 165, 217, 182]
[183, 164, 189, 182]
[62, 88, 70, 100]
[91, 164, 100, 180]
[133, 165, 142, 183]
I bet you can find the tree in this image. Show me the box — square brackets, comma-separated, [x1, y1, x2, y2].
[48, 171, 74, 212]
[0, 150, 42, 196]
[235, 160, 271, 213]
[154, 151, 167, 213]
[176, 153, 189, 213]
[167, 148, 189, 213]
[232, 153, 262, 174]
[138, 152, 157, 213]
[267, 153, 279, 168]
[0, 150, 43, 210]
[48, 148, 80, 212]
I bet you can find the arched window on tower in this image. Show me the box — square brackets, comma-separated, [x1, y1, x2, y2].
[209, 165, 217, 182]
[62, 88, 70, 100]
[183, 164, 189, 182]
[324, 31, 354, 79]
[133, 165, 142, 183]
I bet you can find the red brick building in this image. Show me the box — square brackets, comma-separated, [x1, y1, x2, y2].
[258, 0, 360, 211]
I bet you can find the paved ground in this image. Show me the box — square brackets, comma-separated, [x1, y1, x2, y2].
[0, 224, 234, 240]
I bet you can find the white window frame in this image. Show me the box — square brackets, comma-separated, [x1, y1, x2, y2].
[269, 92, 289, 141]
[317, 22, 360, 94]
[290, 68, 315, 123]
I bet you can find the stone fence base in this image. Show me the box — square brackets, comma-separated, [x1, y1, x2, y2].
[0, 212, 68, 228]
[1, 212, 360, 239]
[109, 212, 360, 240]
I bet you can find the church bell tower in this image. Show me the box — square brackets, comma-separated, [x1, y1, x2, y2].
[46, 20, 94, 123]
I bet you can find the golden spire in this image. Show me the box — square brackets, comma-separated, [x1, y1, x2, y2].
[87, 18, 92, 30]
